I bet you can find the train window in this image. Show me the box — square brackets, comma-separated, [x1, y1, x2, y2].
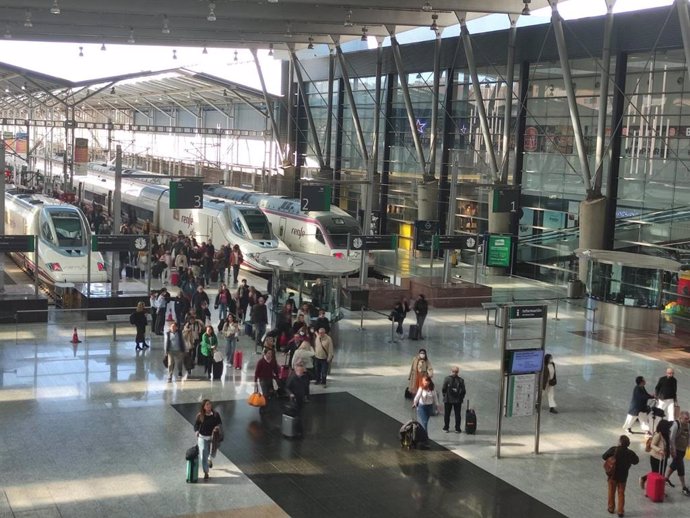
[41, 220, 54, 243]
[315, 228, 325, 244]
[243, 213, 272, 240]
[233, 217, 246, 236]
[49, 211, 85, 247]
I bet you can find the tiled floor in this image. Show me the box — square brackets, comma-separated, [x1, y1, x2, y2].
[1, 273, 690, 517]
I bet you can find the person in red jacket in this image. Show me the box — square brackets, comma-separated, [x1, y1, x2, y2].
[254, 348, 278, 400]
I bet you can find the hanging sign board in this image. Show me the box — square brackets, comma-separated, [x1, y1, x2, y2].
[414, 220, 438, 251]
[169, 181, 203, 209]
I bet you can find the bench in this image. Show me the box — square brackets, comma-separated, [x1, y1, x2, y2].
[481, 302, 501, 326]
[106, 313, 151, 341]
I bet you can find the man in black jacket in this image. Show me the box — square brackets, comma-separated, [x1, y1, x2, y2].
[622, 376, 654, 435]
[441, 366, 466, 433]
[413, 294, 429, 339]
[655, 367, 678, 420]
[251, 296, 268, 347]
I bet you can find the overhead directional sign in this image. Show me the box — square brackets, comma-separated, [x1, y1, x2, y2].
[510, 305, 546, 319]
[169, 180, 204, 210]
[432, 234, 480, 251]
[300, 184, 332, 212]
[349, 234, 398, 251]
[92, 234, 150, 253]
[0, 235, 35, 252]
[414, 220, 438, 251]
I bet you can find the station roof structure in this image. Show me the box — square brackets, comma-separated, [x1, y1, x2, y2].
[0, 61, 277, 115]
[0, 1, 548, 51]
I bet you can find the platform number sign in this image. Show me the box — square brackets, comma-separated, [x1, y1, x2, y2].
[300, 185, 331, 212]
[169, 181, 204, 210]
[492, 188, 520, 213]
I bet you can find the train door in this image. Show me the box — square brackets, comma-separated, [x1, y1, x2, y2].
[279, 217, 286, 239]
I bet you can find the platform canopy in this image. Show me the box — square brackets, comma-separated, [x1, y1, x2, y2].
[0, 1, 548, 51]
[257, 250, 360, 276]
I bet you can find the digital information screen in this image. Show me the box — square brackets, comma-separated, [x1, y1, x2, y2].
[508, 349, 544, 374]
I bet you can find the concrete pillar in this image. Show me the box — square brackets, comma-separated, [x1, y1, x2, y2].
[280, 165, 297, 197]
[417, 181, 439, 221]
[488, 188, 511, 234]
[578, 197, 607, 281]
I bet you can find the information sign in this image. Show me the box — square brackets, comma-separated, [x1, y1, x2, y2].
[300, 184, 332, 212]
[169, 181, 203, 209]
[414, 220, 438, 251]
[92, 235, 150, 253]
[349, 234, 398, 251]
[0, 235, 35, 252]
[506, 374, 536, 417]
[492, 188, 520, 213]
[486, 234, 512, 267]
[432, 234, 480, 251]
[510, 305, 545, 319]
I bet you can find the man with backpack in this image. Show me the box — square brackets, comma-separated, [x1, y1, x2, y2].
[665, 410, 690, 496]
[441, 366, 466, 433]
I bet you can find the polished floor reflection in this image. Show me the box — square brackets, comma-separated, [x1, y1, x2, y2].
[175, 393, 564, 518]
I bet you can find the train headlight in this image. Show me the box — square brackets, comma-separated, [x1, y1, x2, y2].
[97, 262, 106, 271]
[333, 252, 344, 259]
[47, 262, 63, 272]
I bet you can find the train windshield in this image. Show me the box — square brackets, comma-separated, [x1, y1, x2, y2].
[243, 210, 273, 240]
[324, 217, 361, 248]
[47, 210, 86, 247]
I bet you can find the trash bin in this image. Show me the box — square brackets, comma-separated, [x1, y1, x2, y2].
[567, 279, 584, 299]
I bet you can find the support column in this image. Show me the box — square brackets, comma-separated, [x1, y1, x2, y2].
[578, 198, 607, 281]
[0, 140, 5, 293]
[458, 14, 499, 181]
[438, 66, 456, 235]
[387, 29, 427, 176]
[550, 2, 593, 194]
[324, 50, 335, 168]
[289, 49, 325, 169]
[334, 78, 344, 204]
[513, 61, 530, 186]
[251, 48, 284, 165]
[501, 16, 518, 183]
[111, 146, 123, 296]
[428, 32, 442, 178]
[676, 0, 690, 81]
[593, 0, 616, 194]
[380, 73, 396, 235]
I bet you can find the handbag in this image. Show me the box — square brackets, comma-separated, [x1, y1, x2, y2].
[248, 391, 267, 407]
[404, 387, 413, 399]
[604, 454, 616, 478]
[213, 351, 224, 363]
[163, 355, 169, 368]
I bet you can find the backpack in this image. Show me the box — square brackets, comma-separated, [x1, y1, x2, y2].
[604, 450, 617, 478]
[675, 421, 690, 452]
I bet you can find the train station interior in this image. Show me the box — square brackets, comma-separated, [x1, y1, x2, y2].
[2, 1, 690, 517]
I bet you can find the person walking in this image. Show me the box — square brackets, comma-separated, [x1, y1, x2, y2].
[640, 420, 673, 491]
[622, 376, 654, 435]
[665, 410, 690, 496]
[314, 327, 334, 387]
[292, 339, 315, 379]
[407, 349, 433, 399]
[655, 367, 678, 421]
[221, 314, 239, 367]
[602, 435, 639, 517]
[164, 321, 185, 382]
[229, 244, 243, 286]
[441, 366, 466, 433]
[413, 294, 429, 339]
[182, 313, 205, 375]
[413, 375, 442, 440]
[129, 301, 149, 352]
[542, 353, 558, 414]
[390, 298, 410, 338]
[251, 296, 269, 347]
[194, 399, 222, 481]
[154, 288, 168, 335]
[254, 348, 279, 400]
[200, 325, 218, 380]
[214, 284, 232, 322]
[286, 362, 311, 411]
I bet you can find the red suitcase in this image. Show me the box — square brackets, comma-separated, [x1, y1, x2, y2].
[171, 269, 180, 286]
[645, 472, 665, 502]
[279, 365, 290, 380]
[233, 350, 243, 370]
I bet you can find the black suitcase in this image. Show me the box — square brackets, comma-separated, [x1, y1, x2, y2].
[465, 399, 477, 435]
[133, 267, 142, 279]
[210, 269, 219, 282]
[125, 265, 134, 279]
[185, 445, 199, 483]
[409, 324, 419, 340]
[212, 360, 223, 380]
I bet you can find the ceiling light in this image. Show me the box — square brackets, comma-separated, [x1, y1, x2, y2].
[127, 27, 135, 44]
[307, 37, 314, 50]
[430, 14, 438, 32]
[207, 2, 217, 22]
[24, 10, 33, 28]
[202, 46, 208, 55]
[162, 14, 170, 34]
[100, 42, 106, 51]
[172, 49, 177, 60]
[522, 1, 531, 16]
[4, 87, 8, 93]
[233, 50, 238, 62]
[4, 27, 11, 40]
[344, 9, 353, 27]
[422, 1, 433, 12]
[51, 0, 61, 15]
[78, 46, 83, 57]
[285, 22, 293, 38]
[268, 43, 274, 56]
[110, 86, 116, 94]
[361, 27, 368, 42]
[267, 0, 279, 3]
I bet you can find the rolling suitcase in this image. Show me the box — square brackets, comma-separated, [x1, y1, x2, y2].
[212, 360, 223, 380]
[125, 265, 134, 279]
[282, 413, 301, 438]
[408, 324, 420, 340]
[185, 446, 199, 483]
[465, 399, 477, 435]
[233, 350, 243, 369]
[645, 472, 665, 502]
[171, 268, 180, 286]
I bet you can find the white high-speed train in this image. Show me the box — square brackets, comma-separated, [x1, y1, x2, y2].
[76, 166, 287, 273]
[4, 190, 108, 284]
[203, 185, 363, 258]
